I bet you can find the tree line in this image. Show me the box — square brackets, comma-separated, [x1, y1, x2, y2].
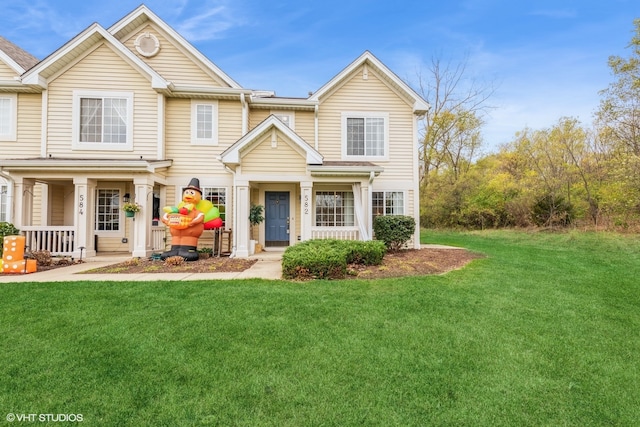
[419, 19, 640, 230]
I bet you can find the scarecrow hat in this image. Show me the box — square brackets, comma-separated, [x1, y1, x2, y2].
[183, 178, 202, 194]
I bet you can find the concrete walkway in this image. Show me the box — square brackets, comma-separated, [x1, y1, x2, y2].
[0, 250, 284, 283]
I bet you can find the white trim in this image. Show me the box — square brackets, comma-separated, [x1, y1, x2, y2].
[0, 51, 26, 75]
[191, 100, 219, 145]
[72, 90, 134, 151]
[309, 51, 429, 114]
[40, 90, 48, 157]
[220, 115, 323, 165]
[0, 94, 17, 141]
[341, 111, 389, 161]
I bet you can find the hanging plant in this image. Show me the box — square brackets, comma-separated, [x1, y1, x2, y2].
[122, 202, 142, 213]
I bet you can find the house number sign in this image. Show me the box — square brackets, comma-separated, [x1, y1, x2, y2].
[78, 194, 85, 215]
[304, 194, 309, 215]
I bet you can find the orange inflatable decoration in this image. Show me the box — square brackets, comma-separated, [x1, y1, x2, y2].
[161, 178, 222, 261]
[2, 235, 37, 274]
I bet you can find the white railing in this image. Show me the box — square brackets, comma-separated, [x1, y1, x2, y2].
[151, 226, 166, 251]
[311, 227, 360, 240]
[21, 226, 75, 256]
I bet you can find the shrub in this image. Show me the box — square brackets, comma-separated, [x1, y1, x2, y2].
[164, 256, 185, 266]
[282, 239, 385, 280]
[31, 250, 52, 266]
[0, 222, 20, 257]
[373, 215, 416, 251]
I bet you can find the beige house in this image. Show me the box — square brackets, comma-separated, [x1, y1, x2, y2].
[0, 5, 428, 259]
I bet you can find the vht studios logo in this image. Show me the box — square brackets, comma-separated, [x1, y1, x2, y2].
[6, 413, 83, 422]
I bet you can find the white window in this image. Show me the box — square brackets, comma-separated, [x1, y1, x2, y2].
[342, 112, 388, 160]
[191, 100, 218, 145]
[73, 91, 133, 150]
[201, 186, 227, 226]
[272, 111, 295, 129]
[95, 189, 121, 232]
[315, 191, 354, 227]
[372, 191, 405, 221]
[0, 183, 8, 222]
[0, 94, 17, 141]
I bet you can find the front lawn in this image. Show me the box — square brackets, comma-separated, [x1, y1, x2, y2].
[1, 230, 639, 426]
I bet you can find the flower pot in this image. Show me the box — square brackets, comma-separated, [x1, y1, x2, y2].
[125, 211, 135, 218]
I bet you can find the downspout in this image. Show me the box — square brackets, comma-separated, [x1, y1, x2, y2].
[0, 169, 14, 224]
[314, 104, 319, 151]
[240, 93, 248, 135]
[368, 171, 375, 240]
[224, 164, 237, 258]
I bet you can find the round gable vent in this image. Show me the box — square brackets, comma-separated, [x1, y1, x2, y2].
[134, 32, 160, 58]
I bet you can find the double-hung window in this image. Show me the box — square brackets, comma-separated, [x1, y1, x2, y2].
[0, 94, 17, 141]
[342, 112, 388, 160]
[191, 100, 218, 145]
[372, 191, 405, 221]
[73, 91, 133, 150]
[315, 191, 354, 227]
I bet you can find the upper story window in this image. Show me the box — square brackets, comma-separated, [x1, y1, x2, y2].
[272, 111, 295, 129]
[191, 100, 218, 145]
[0, 94, 17, 141]
[342, 112, 389, 160]
[73, 91, 133, 151]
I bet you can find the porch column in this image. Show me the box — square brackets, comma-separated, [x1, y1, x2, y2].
[300, 181, 313, 242]
[73, 177, 97, 258]
[132, 177, 154, 258]
[12, 178, 35, 229]
[234, 182, 250, 258]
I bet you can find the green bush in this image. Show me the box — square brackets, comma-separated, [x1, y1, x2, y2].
[0, 222, 20, 257]
[282, 239, 385, 280]
[373, 215, 416, 251]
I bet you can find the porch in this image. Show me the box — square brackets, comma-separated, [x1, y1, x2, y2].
[21, 226, 167, 257]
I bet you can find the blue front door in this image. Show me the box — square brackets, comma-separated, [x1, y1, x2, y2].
[265, 192, 290, 247]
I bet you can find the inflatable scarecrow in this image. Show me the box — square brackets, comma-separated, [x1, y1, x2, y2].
[161, 178, 222, 261]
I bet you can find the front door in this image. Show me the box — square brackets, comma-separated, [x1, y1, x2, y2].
[265, 192, 290, 247]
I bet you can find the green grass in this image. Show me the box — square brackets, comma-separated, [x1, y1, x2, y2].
[1, 230, 639, 426]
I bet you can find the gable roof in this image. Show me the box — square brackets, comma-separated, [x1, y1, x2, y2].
[309, 51, 429, 115]
[220, 115, 323, 165]
[0, 35, 39, 74]
[109, 5, 242, 90]
[21, 22, 171, 92]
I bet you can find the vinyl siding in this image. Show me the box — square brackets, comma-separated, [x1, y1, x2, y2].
[50, 185, 66, 226]
[317, 66, 415, 181]
[294, 111, 315, 147]
[165, 98, 242, 176]
[13, 93, 41, 157]
[242, 133, 307, 175]
[0, 61, 16, 79]
[124, 24, 228, 88]
[46, 43, 159, 159]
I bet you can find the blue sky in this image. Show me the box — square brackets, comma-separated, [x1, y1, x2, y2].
[1, 0, 638, 151]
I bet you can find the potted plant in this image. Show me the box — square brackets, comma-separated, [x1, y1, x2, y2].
[122, 202, 142, 217]
[249, 203, 264, 254]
